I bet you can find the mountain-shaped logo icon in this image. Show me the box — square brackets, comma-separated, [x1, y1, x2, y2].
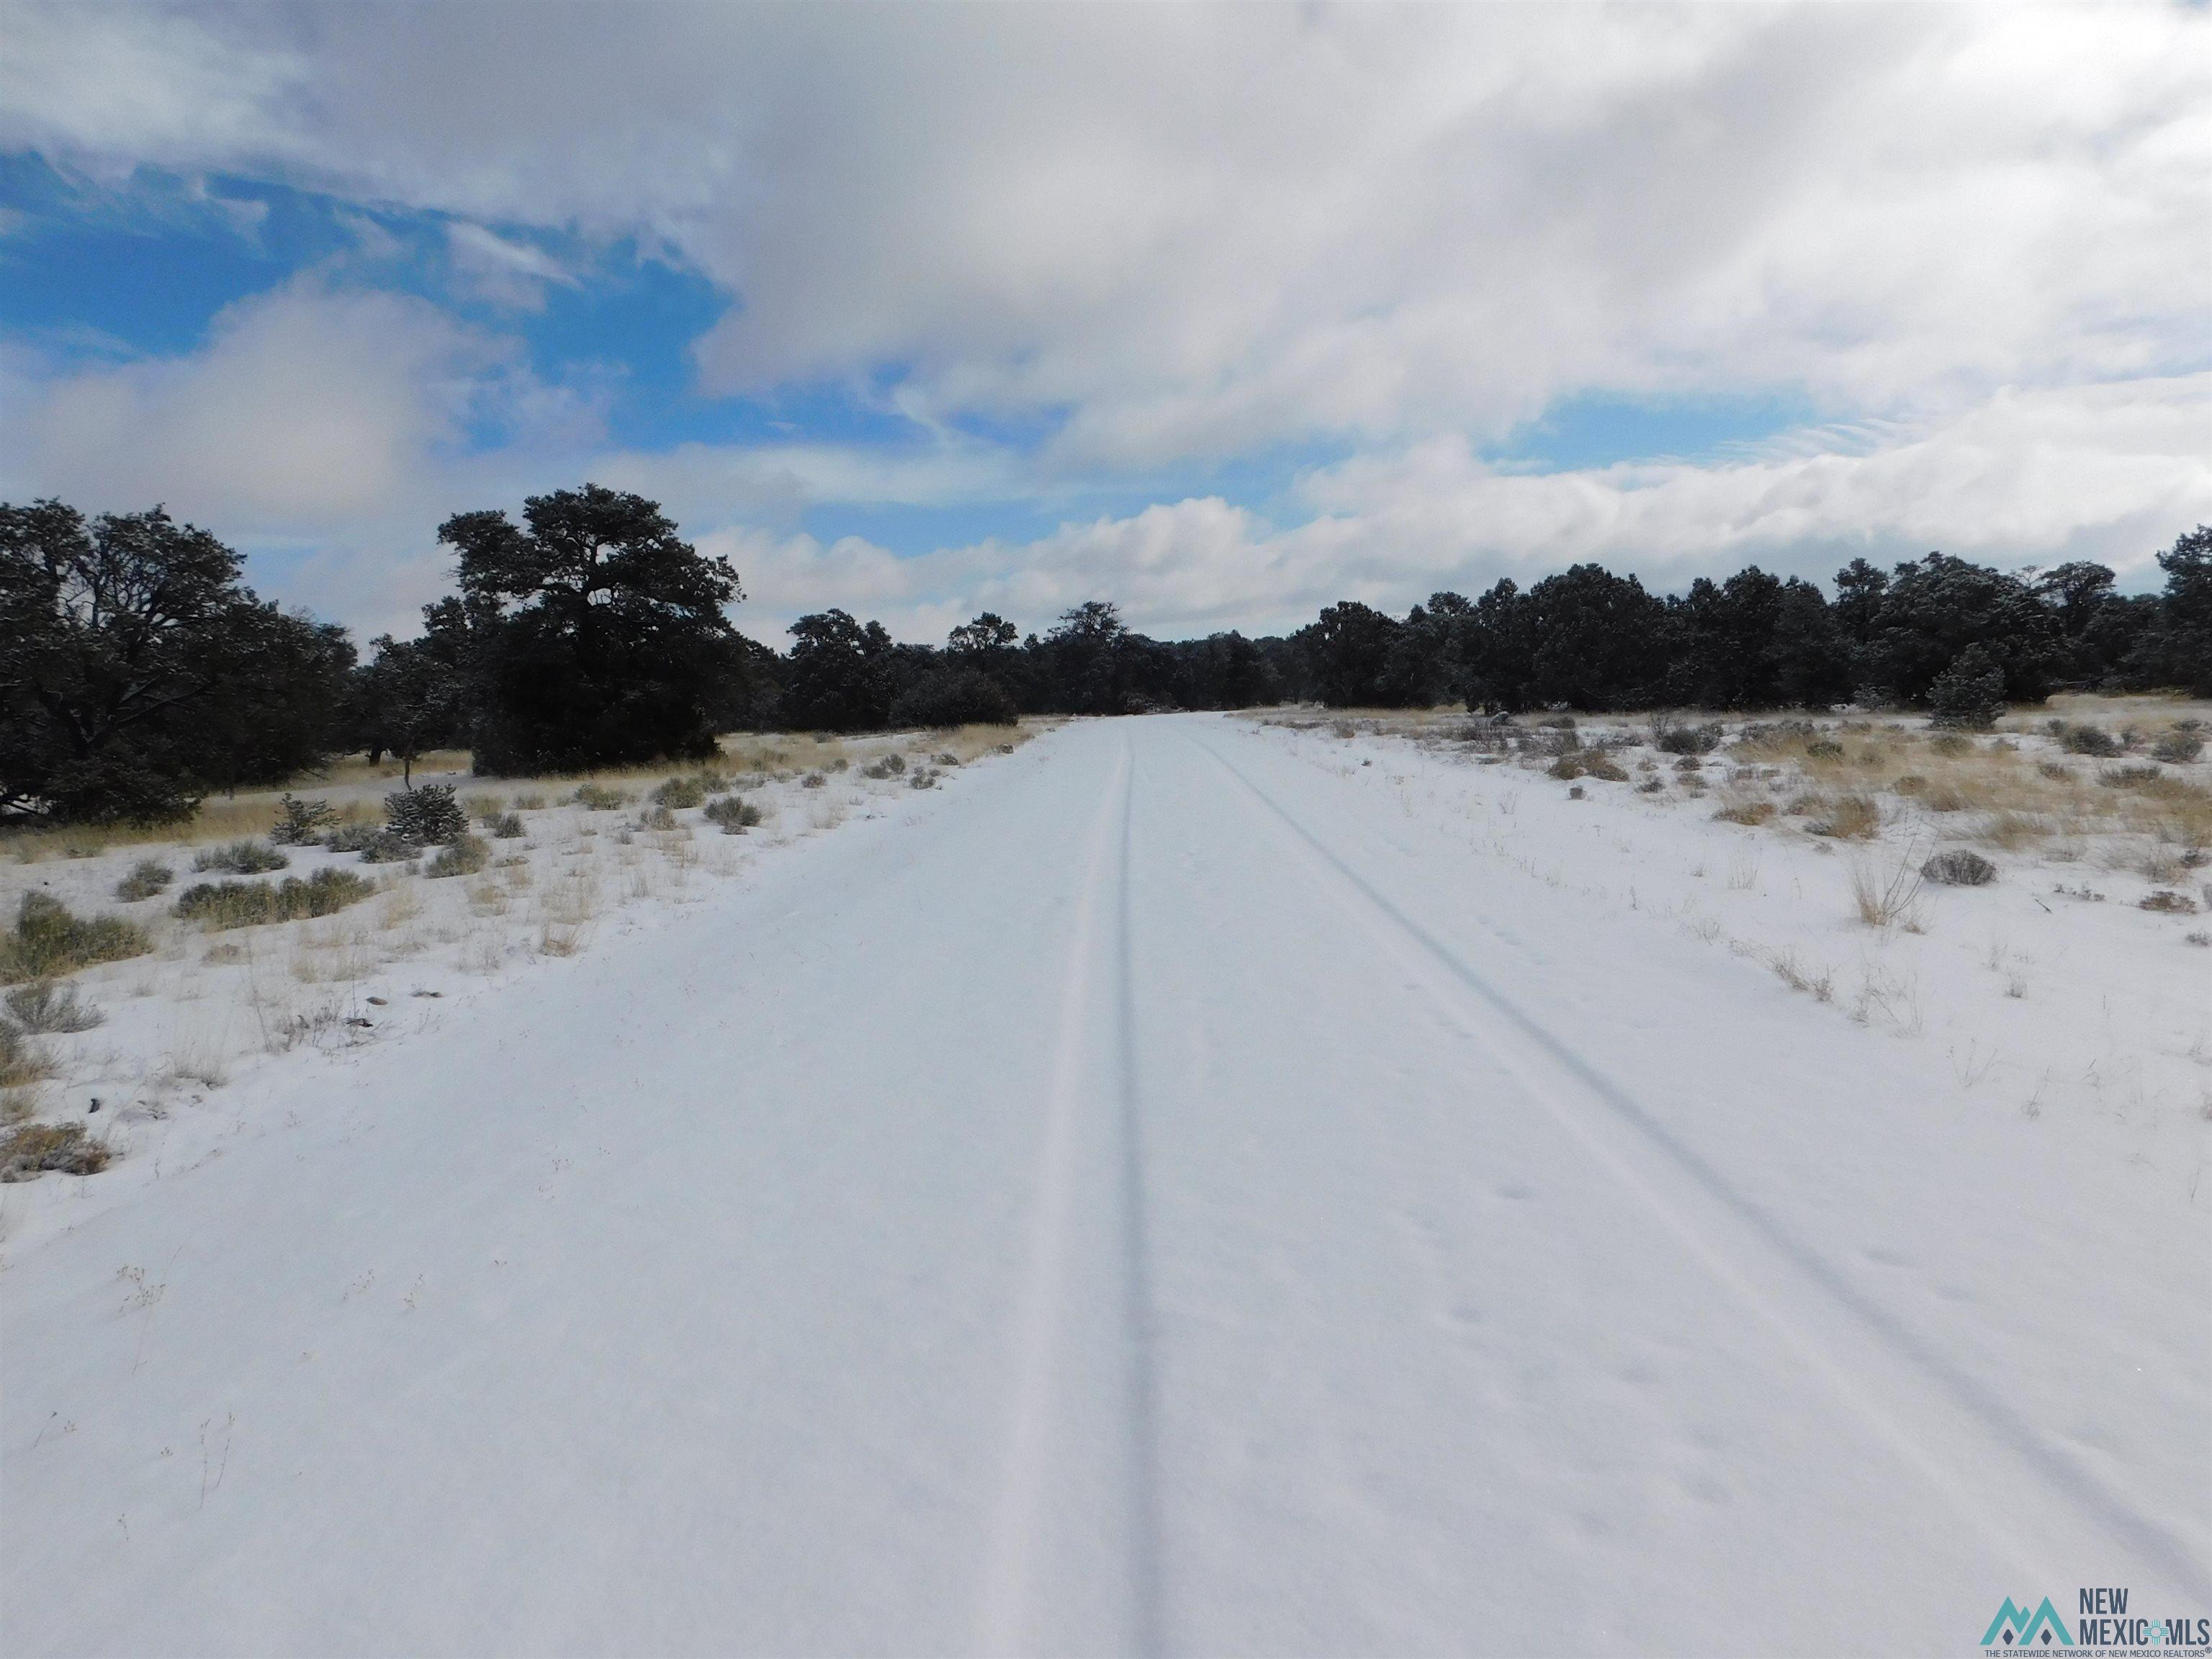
[1982, 1597, 2073, 1647]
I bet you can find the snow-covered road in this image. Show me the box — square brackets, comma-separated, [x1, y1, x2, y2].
[6, 716, 2207, 1655]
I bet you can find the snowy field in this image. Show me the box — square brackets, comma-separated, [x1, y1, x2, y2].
[1262, 697, 2212, 1157]
[0, 725, 1025, 1241]
[3, 711, 2207, 1655]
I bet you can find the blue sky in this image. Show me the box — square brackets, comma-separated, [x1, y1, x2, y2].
[6, 153, 1824, 544]
[2, 6, 2204, 642]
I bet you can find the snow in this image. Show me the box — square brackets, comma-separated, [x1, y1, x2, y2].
[4, 714, 2207, 1655]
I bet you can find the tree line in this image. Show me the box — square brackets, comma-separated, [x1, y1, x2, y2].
[4, 483, 2206, 824]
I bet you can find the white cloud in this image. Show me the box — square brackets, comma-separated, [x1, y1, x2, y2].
[445, 222, 577, 311]
[706, 378, 2212, 644]
[0, 5, 307, 174]
[6, 4, 2203, 457]
[0, 277, 601, 637]
[4, 278, 500, 521]
[4, 4, 2206, 642]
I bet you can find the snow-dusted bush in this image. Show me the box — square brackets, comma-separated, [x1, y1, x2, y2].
[2153, 730, 2203, 765]
[704, 797, 762, 833]
[1921, 850, 1997, 887]
[0, 1122, 109, 1182]
[114, 859, 174, 902]
[863, 754, 906, 780]
[1, 894, 151, 983]
[1653, 719, 1722, 755]
[572, 783, 630, 811]
[385, 784, 467, 845]
[175, 869, 374, 930]
[2053, 721, 2123, 757]
[193, 840, 290, 875]
[6, 981, 104, 1033]
[484, 811, 525, 838]
[652, 777, 707, 809]
[426, 836, 490, 879]
[357, 832, 421, 865]
[323, 822, 384, 855]
[2099, 765, 2164, 789]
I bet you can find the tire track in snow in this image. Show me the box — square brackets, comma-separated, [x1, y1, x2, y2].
[978, 738, 1161, 1656]
[1194, 732, 2211, 1605]
[1115, 745, 1167, 1659]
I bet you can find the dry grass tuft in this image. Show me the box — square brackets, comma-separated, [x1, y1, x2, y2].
[1714, 796, 1777, 827]
[0, 1020, 56, 1088]
[175, 868, 375, 930]
[1811, 795, 1883, 840]
[1847, 848, 1927, 928]
[5, 980, 104, 1033]
[426, 836, 491, 879]
[289, 924, 375, 984]
[1, 894, 153, 983]
[115, 858, 176, 902]
[1977, 811, 2051, 850]
[0, 1120, 110, 1181]
[1765, 948, 1833, 1001]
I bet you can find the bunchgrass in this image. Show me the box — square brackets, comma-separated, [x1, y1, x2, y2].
[5, 980, 104, 1033]
[115, 858, 175, 902]
[1, 894, 152, 983]
[193, 840, 291, 875]
[426, 836, 490, 879]
[0, 1121, 112, 1181]
[175, 868, 375, 930]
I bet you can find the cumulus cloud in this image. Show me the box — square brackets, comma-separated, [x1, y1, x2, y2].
[7, 4, 2203, 459]
[3, 278, 500, 522]
[711, 377, 2212, 644]
[0, 277, 602, 637]
[3, 4, 2206, 639]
